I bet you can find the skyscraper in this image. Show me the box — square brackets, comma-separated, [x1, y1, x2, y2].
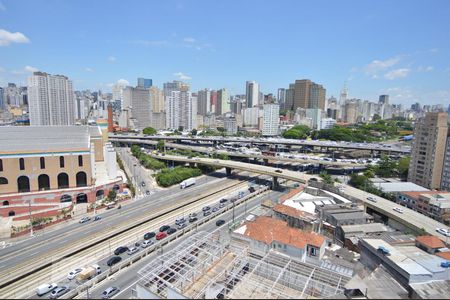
[149, 86, 164, 113]
[262, 104, 279, 136]
[285, 84, 295, 111]
[137, 78, 152, 89]
[293, 79, 311, 110]
[408, 112, 448, 189]
[0, 87, 4, 110]
[217, 88, 229, 115]
[28, 71, 75, 126]
[197, 89, 211, 116]
[163, 81, 189, 97]
[122, 86, 152, 129]
[379, 95, 389, 105]
[277, 88, 286, 107]
[309, 83, 326, 109]
[246, 81, 259, 108]
[166, 91, 197, 131]
[441, 128, 450, 192]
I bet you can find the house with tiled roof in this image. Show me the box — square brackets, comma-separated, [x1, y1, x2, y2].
[232, 216, 326, 261]
[415, 236, 446, 254]
[272, 203, 317, 231]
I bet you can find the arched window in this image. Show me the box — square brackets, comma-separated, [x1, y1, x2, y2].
[78, 155, 83, 167]
[8, 211, 15, 217]
[96, 189, 104, 200]
[2, 201, 9, 206]
[76, 171, 87, 187]
[59, 156, 65, 168]
[0, 177, 7, 185]
[17, 176, 30, 193]
[76, 193, 88, 203]
[57, 173, 69, 189]
[0, 159, 3, 172]
[38, 174, 50, 191]
[60, 194, 72, 203]
[19, 158, 25, 170]
[40, 157, 45, 169]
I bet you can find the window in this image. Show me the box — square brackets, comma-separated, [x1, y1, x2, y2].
[0, 159, 3, 172]
[40, 157, 45, 169]
[8, 211, 15, 217]
[19, 158, 25, 171]
[17, 176, 30, 193]
[78, 155, 83, 167]
[38, 174, 50, 191]
[59, 156, 65, 168]
[57, 173, 69, 189]
[2, 201, 9, 206]
[76, 171, 87, 187]
[0, 177, 7, 185]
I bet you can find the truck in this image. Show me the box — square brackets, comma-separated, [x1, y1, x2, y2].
[180, 178, 196, 189]
[76, 264, 101, 282]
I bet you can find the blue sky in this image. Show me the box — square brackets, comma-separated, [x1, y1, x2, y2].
[0, 0, 449, 106]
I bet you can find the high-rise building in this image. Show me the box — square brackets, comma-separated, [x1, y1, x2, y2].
[379, 95, 389, 105]
[344, 100, 358, 124]
[210, 90, 218, 113]
[217, 88, 229, 115]
[197, 89, 211, 116]
[137, 78, 152, 89]
[309, 83, 326, 109]
[242, 107, 261, 127]
[0, 87, 4, 110]
[306, 108, 322, 130]
[246, 81, 259, 108]
[28, 71, 75, 126]
[163, 81, 189, 97]
[285, 84, 295, 111]
[122, 86, 152, 129]
[277, 88, 286, 108]
[223, 114, 238, 135]
[408, 112, 448, 189]
[166, 91, 197, 131]
[149, 86, 164, 113]
[262, 104, 279, 136]
[441, 129, 450, 192]
[293, 79, 326, 110]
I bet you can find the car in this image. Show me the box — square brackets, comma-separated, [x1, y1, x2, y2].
[49, 286, 70, 299]
[106, 204, 115, 210]
[156, 232, 167, 240]
[36, 283, 57, 296]
[216, 220, 226, 226]
[107, 256, 122, 266]
[167, 228, 177, 235]
[219, 203, 225, 208]
[275, 169, 283, 173]
[203, 210, 211, 217]
[177, 222, 187, 229]
[146, 190, 151, 195]
[202, 206, 211, 212]
[436, 228, 450, 237]
[393, 207, 404, 213]
[127, 247, 139, 255]
[143, 232, 156, 240]
[212, 207, 219, 212]
[159, 225, 170, 232]
[102, 286, 120, 299]
[175, 217, 185, 225]
[189, 217, 198, 223]
[94, 215, 102, 221]
[366, 196, 377, 202]
[189, 212, 197, 218]
[141, 181, 146, 187]
[141, 240, 154, 248]
[219, 198, 228, 204]
[113, 246, 129, 255]
[79, 216, 91, 224]
[67, 268, 84, 280]
[248, 187, 255, 193]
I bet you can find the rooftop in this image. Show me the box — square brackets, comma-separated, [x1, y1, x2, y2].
[416, 236, 446, 249]
[235, 216, 325, 248]
[375, 181, 430, 193]
[0, 126, 92, 155]
[272, 203, 316, 221]
[340, 223, 388, 234]
[436, 251, 450, 260]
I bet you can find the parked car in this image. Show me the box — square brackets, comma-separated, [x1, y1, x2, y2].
[101, 287, 120, 299]
[141, 240, 154, 248]
[189, 212, 197, 218]
[36, 283, 57, 296]
[143, 232, 156, 240]
[212, 207, 219, 212]
[156, 232, 167, 240]
[159, 225, 170, 232]
[113, 246, 129, 255]
[248, 187, 255, 193]
[49, 286, 70, 299]
[167, 228, 177, 235]
[106, 204, 115, 210]
[106, 256, 122, 266]
[79, 217, 91, 224]
[219, 203, 225, 208]
[393, 207, 404, 213]
[436, 228, 450, 237]
[127, 247, 139, 255]
[67, 268, 84, 280]
[216, 220, 226, 226]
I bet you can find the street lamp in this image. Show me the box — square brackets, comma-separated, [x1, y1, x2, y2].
[28, 200, 34, 237]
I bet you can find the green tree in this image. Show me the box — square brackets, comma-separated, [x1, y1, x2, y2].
[191, 128, 198, 136]
[142, 127, 157, 135]
[217, 127, 225, 132]
[156, 140, 165, 152]
[398, 156, 410, 178]
[373, 114, 382, 121]
[375, 155, 397, 177]
[319, 172, 334, 185]
[107, 190, 117, 202]
[282, 125, 311, 139]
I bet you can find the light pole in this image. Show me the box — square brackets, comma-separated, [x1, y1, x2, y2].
[28, 200, 34, 237]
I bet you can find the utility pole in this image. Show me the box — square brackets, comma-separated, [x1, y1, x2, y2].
[28, 200, 33, 237]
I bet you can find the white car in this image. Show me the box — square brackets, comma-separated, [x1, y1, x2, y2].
[67, 268, 84, 280]
[141, 240, 154, 248]
[79, 217, 91, 224]
[127, 247, 139, 255]
[36, 283, 57, 296]
[436, 228, 450, 237]
[366, 196, 377, 202]
[393, 207, 404, 213]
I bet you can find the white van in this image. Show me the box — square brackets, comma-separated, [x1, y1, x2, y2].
[36, 283, 57, 296]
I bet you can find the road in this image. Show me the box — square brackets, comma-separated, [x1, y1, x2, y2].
[75, 186, 284, 299]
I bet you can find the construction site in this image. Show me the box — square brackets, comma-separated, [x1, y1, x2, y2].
[135, 231, 351, 299]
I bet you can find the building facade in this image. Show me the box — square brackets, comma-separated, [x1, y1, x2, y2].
[441, 128, 450, 192]
[245, 81, 259, 108]
[122, 86, 152, 130]
[262, 104, 279, 136]
[28, 72, 75, 126]
[166, 91, 197, 131]
[137, 78, 152, 89]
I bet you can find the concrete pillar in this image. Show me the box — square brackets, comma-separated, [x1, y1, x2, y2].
[226, 167, 232, 176]
[273, 176, 279, 188]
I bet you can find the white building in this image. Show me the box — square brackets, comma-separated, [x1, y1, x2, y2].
[246, 81, 260, 108]
[112, 81, 127, 108]
[262, 104, 279, 136]
[28, 71, 75, 126]
[306, 108, 322, 130]
[320, 118, 336, 130]
[122, 86, 152, 130]
[166, 91, 197, 131]
[223, 115, 237, 135]
[242, 106, 261, 127]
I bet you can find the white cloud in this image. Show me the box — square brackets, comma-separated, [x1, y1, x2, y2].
[85, 67, 94, 72]
[24, 65, 38, 72]
[116, 79, 130, 86]
[0, 29, 30, 46]
[183, 37, 196, 43]
[384, 68, 410, 80]
[365, 56, 401, 75]
[418, 65, 434, 72]
[173, 72, 191, 80]
[108, 56, 116, 62]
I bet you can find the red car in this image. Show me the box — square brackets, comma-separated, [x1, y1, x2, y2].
[156, 232, 167, 240]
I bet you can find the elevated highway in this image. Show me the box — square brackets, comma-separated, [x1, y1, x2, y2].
[110, 133, 411, 154]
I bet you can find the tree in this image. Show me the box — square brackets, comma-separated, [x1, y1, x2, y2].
[375, 155, 397, 177]
[157, 140, 165, 152]
[319, 172, 334, 185]
[142, 127, 157, 135]
[178, 126, 184, 132]
[107, 190, 117, 202]
[398, 156, 410, 178]
[217, 127, 225, 132]
[191, 128, 198, 136]
[282, 125, 311, 139]
[373, 114, 382, 121]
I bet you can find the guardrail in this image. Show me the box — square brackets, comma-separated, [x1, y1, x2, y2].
[60, 186, 270, 299]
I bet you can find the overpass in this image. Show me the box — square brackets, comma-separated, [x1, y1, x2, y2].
[152, 153, 449, 241]
[110, 133, 411, 154]
[110, 137, 367, 167]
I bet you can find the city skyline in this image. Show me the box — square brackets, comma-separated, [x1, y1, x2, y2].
[0, 0, 449, 106]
